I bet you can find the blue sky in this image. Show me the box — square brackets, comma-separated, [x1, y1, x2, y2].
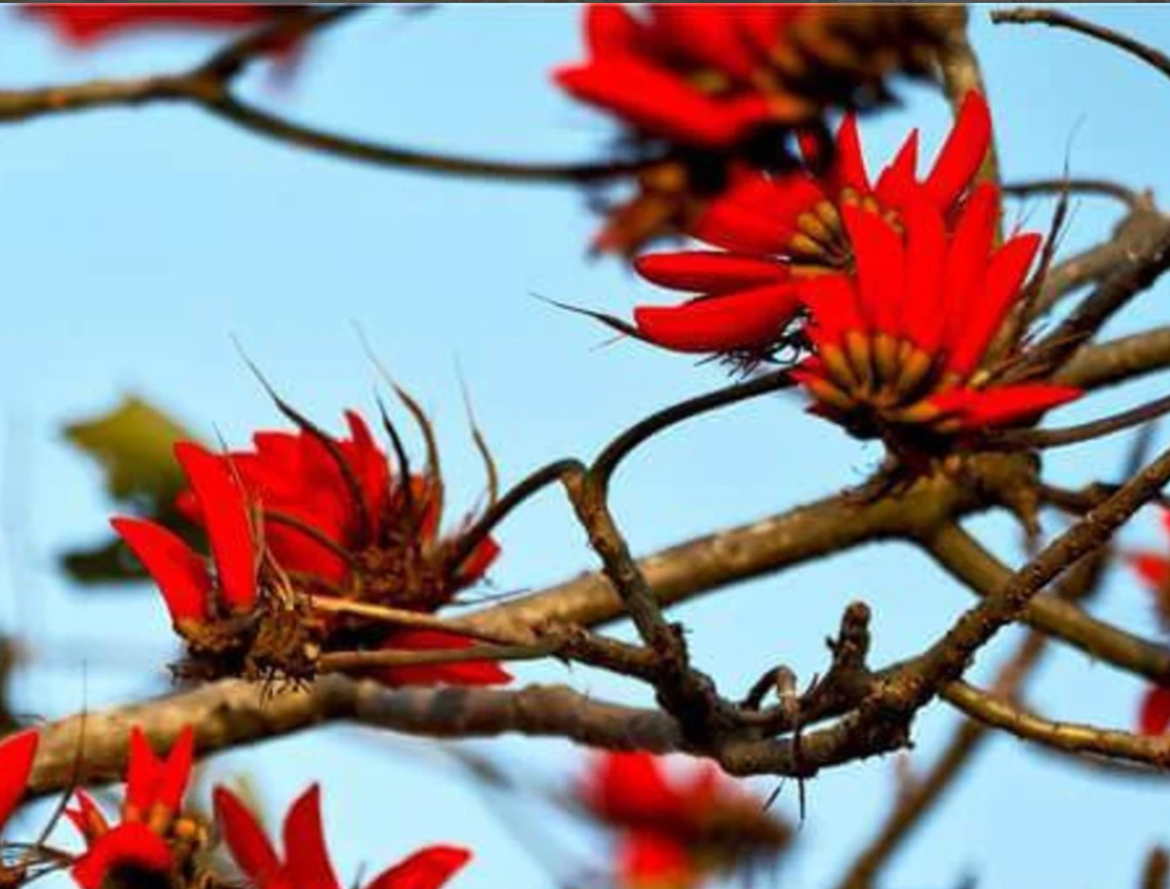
[2, 5, 1170, 889]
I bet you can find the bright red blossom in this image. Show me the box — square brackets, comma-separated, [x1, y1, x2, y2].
[214, 783, 471, 889]
[629, 92, 991, 356]
[68, 726, 197, 889]
[0, 730, 39, 837]
[177, 410, 507, 687]
[580, 752, 789, 889]
[793, 186, 1081, 443]
[23, 5, 296, 46]
[113, 441, 259, 631]
[113, 411, 507, 688]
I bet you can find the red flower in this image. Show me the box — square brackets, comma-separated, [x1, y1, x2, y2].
[68, 726, 198, 889]
[214, 783, 471, 889]
[1139, 686, 1170, 736]
[555, 4, 961, 253]
[793, 186, 1081, 444]
[24, 4, 297, 46]
[176, 409, 507, 688]
[0, 730, 38, 836]
[1126, 510, 1170, 735]
[628, 93, 991, 357]
[557, 5, 807, 150]
[580, 753, 789, 889]
[112, 441, 258, 631]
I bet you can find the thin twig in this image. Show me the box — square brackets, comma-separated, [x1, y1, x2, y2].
[992, 8, 1170, 83]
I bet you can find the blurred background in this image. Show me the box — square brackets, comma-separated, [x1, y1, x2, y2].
[1, 4, 1169, 888]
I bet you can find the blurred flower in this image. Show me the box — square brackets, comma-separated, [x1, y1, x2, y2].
[214, 783, 471, 889]
[67, 726, 201, 889]
[793, 187, 1080, 447]
[23, 4, 297, 46]
[555, 4, 962, 253]
[1126, 512, 1170, 734]
[580, 752, 790, 889]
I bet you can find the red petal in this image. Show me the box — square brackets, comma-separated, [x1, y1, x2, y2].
[125, 726, 163, 816]
[0, 730, 38, 832]
[901, 197, 947, 350]
[874, 129, 921, 211]
[732, 4, 790, 54]
[111, 517, 210, 624]
[799, 274, 863, 348]
[618, 831, 694, 889]
[175, 442, 257, 612]
[940, 183, 998, 372]
[555, 59, 766, 147]
[832, 115, 871, 195]
[283, 785, 342, 889]
[455, 536, 501, 585]
[24, 4, 283, 44]
[366, 846, 472, 889]
[1127, 552, 1170, 591]
[155, 726, 195, 815]
[215, 787, 283, 888]
[646, 6, 755, 81]
[71, 824, 173, 889]
[635, 251, 789, 295]
[842, 204, 905, 334]
[931, 384, 1081, 430]
[634, 283, 801, 353]
[1140, 686, 1170, 736]
[692, 173, 822, 255]
[582, 752, 685, 826]
[584, 3, 645, 57]
[946, 232, 1041, 378]
[66, 790, 109, 843]
[343, 410, 392, 541]
[375, 630, 512, 688]
[925, 91, 992, 210]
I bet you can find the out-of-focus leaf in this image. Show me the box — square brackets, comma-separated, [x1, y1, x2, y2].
[61, 395, 204, 585]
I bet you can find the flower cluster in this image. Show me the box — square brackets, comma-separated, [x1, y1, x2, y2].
[556, 4, 963, 253]
[580, 752, 790, 889]
[620, 90, 1080, 458]
[114, 408, 507, 687]
[0, 721, 471, 889]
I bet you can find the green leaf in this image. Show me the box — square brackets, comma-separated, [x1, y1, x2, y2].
[61, 395, 204, 585]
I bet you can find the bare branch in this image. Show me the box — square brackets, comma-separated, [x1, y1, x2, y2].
[992, 8, 1170, 83]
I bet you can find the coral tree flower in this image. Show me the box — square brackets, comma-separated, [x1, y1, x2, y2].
[0, 729, 39, 835]
[67, 726, 200, 889]
[1126, 509, 1170, 735]
[0, 730, 39, 885]
[580, 752, 789, 889]
[111, 442, 267, 680]
[214, 783, 471, 889]
[555, 4, 961, 253]
[23, 5, 296, 46]
[113, 409, 507, 687]
[794, 186, 1081, 446]
[629, 92, 992, 357]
